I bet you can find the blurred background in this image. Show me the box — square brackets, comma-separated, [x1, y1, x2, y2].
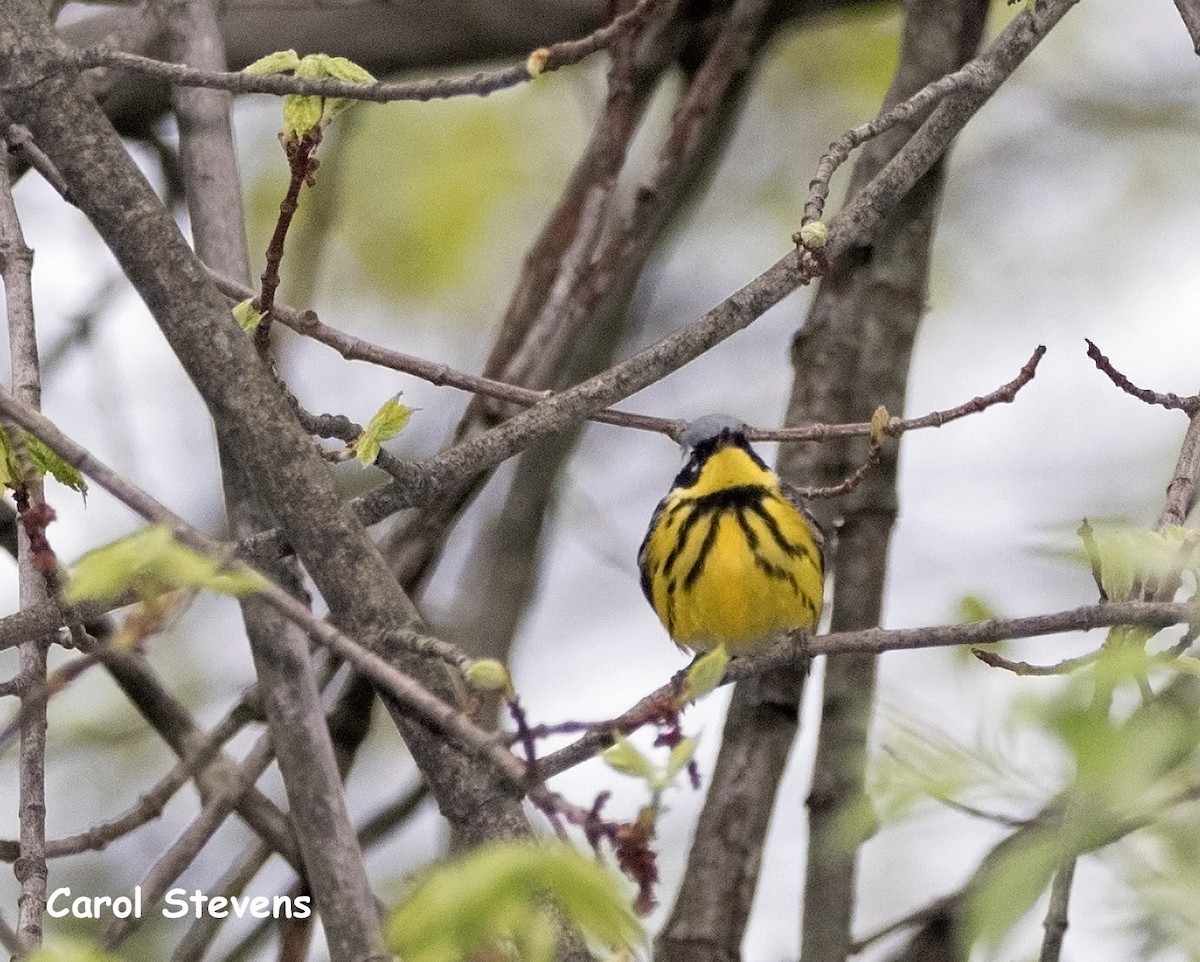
[2, 0, 1200, 958]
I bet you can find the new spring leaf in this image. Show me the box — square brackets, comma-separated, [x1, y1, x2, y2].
[0, 427, 87, 497]
[65, 526, 266, 603]
[356, 396, 412, 465]
[386, 840, 641, 962]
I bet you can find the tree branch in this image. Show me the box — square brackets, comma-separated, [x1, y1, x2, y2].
[0, 131, 51, 955]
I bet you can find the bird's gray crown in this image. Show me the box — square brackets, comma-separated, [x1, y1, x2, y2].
[678, 413, 747, 450]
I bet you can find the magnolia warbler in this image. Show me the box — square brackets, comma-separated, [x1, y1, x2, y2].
[638, 414, 825, 653]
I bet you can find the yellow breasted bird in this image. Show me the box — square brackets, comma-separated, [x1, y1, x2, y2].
[638, 414, 825, 653]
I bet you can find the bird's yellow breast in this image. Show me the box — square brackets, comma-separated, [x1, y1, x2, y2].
[639, 447, 823, 653]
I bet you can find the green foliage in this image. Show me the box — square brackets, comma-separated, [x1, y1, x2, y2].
[665, 738, 697, 785]
[29, 940, 126, 962]
[955, 593, 1001, 623]
[231, 298, 262, 332]
[683, 644, 729, 700]
[0, 426, 87, 497]
[1120, 807, 1200, 960]
[386, 840, 642, 962]
[603, 733, 697, 795]
[603, 733, 656, 782]
[966, 825, 1065, 950]
[768, 6, 901, 102]
[243, 49, 302, 76]
[243, 50, 375, 141]
[465, 658, 515, 699]
[1082, 521, 1200, 604]
[64, 526, 266, 604]
[355, 395, 413, 465]
[966, 673, 1200, 951]
[796, 220, 827, 249]
[25, 435, 88, 495]
[871, 719, 990, 826]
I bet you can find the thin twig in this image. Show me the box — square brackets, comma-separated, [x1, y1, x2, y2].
[971, 646, 1100, 676]
[102, 732, 278, 948]
[216, 264, 1046, 451]
[5, 124, 72, 202]
[1085, 339, 1200, 414]
[0, 698, 256, 861]
[70, 0, 667, 105]
[255, 129, 321, 352]
[0, 912, 21, 956]
[848, 895, 958, 954]
[0, 388, 529, 791]
[1037, 858, 1077, 962]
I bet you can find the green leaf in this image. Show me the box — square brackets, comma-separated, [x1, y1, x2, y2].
[465, 659, 514, 698]
[242, 49, 301, 76]
[965, 828, 1063, 949]
[603, 733, 656, 781]
[356, 396, 412, 465]
[283, 94, 324, 140]
[278, 54, 376, 140]
[683, 644, 730, 700]
[796, 220, 827, 249]
[24, 434, 87, 496]
[0, 427, 87, 497]
[1083, 523, 1200, 604]
[64, 525, 266, 604]
[29, 939, 127, 962]
[1170, 656, 1200, 677]
[318, 55, 375, 84]
[232, 298, 262, 332]
[665, 737, 697, 781]
[386, 841, 641, 962]
[0, 426, 18, 488]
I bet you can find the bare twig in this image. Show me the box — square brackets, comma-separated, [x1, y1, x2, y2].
[102, 732, 278, 948]
[1037, 858, 1077, 962]
[849, 895, 958, 953]
[0, 912, 21, 956]
[255, 128, 321, 352]
[170, 840, 274, 962]
[0, 388, 528, 795]
[971, 646, 1100, 676]
[1085, 339, 1200, 414]
[0, 697, 255, 862]
[5, 125, 72, 202]
[70, 0, 667, 105]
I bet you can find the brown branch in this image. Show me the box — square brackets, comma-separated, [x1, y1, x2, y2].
[102, 732, 278, 949]
[0, 696, 256, 861]
[535, 599, 1195, 780]
[1037, 859, 1076, 962]
[1159, 408, 1200, 528]
[5, 125, 72, 202]
[0, 389, 651, 900]
[0, 913, 20, 957]
[69, 0, 667, 105]
[848, 895, 959, 954]
[796, 429, 884, 499]
[971, 646, 1099, 676]
[1172, 0, 1200, 55]
[255, 128, 320, 352]
[0, 388, 527, 792]
[1085, 339, 1200, 414]
[0, 131, 51, 955]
